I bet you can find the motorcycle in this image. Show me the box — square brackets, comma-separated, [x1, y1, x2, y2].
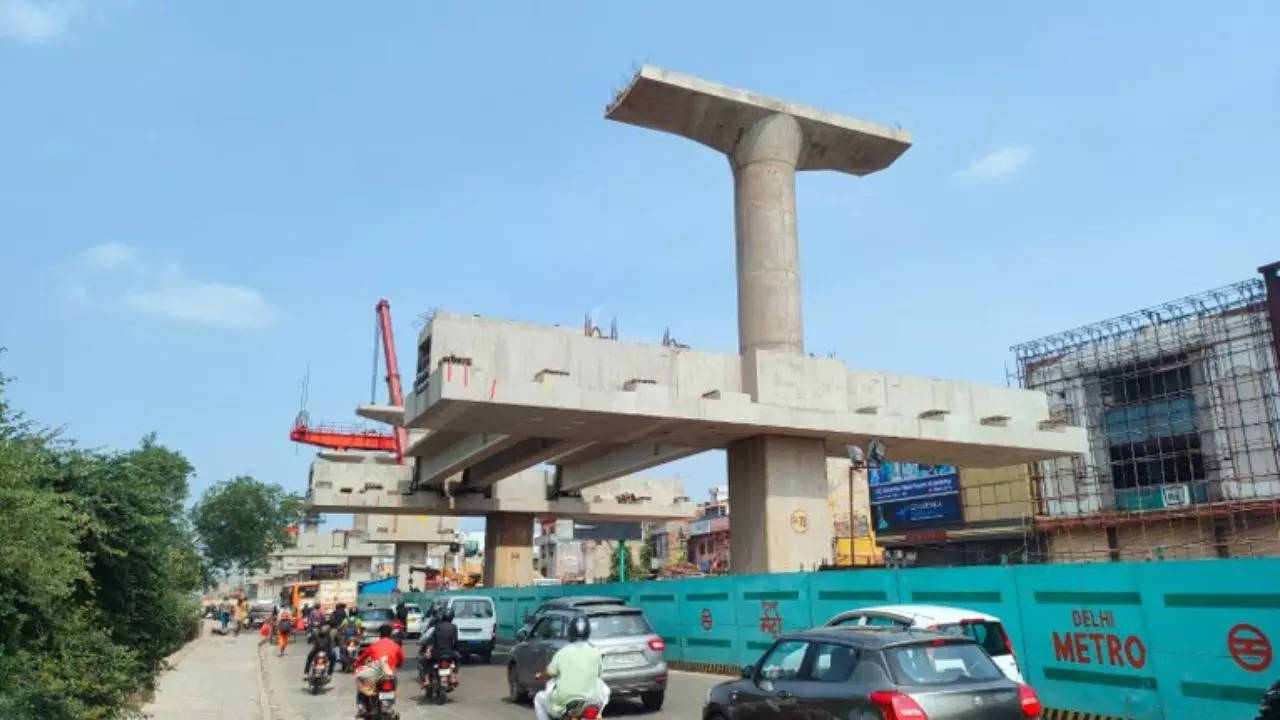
[341, 638, 359, 672]
[372, 676, 399, 720]
[307, 653, 330, 695]
[420, 658, 457, 705]
[560, 698, 602, 720]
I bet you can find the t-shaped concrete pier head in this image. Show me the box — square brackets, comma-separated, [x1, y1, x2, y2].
[606, 65, 912, 354]
[607, 66, 912, 574]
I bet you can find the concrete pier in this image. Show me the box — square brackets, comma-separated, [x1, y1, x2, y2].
[484, 512, 534, 588]
[606, 66, 913, 572]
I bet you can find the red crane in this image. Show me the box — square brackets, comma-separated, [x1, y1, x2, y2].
[375, 299, 408, 463]
[287, 299, 407, 462]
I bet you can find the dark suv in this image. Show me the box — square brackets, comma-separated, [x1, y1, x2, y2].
[704, 627, 1042, 720]
[516, 595, 625, 639]
[509, 604, 667, 712]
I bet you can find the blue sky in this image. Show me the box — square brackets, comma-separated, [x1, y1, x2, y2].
[1, 1, 1276, 530]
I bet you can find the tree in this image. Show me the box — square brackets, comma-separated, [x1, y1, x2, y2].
[0, 364, 204, 718]
[191, 475, 304, 573]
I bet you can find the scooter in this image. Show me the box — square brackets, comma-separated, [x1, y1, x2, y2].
[560, 699, 602, 720]
[307, 654, 331, 695]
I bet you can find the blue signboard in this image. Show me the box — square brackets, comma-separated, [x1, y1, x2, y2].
[868, 463, 961, 530]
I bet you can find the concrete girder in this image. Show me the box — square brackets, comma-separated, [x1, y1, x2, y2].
[458, 437, 595, 491]
[410, 431, 516, 486]
[555, 443, 702, 495]
[357, 403, 404, 426]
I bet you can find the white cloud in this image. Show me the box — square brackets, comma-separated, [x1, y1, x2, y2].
[0, 0, 83, 43]
[68, 242, 282, 331]
[955, 144, 1034, 184]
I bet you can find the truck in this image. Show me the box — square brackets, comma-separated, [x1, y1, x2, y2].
[316, 579, 358, 613]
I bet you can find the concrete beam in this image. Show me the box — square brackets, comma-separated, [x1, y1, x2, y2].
[556, 443, 701, 494]
[410, 431, 517, 486]
[459, 437, 595, 491]
[357, 403, 405, 426]
[306, 478, 696, 523]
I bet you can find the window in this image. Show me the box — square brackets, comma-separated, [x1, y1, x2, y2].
[934, 621, 1011, 658]
[360, 608, 394, 623]
[534, 616, 565, 640]
[588, 612, 653, 638]
[452, 599, 493, 619]
[831, 614, 864, 627]
[806, 643, 858, 683]
[866, 615, 909, 628]
[885, 642, 1004, 686]
[1099, 358, 1205, 499]
[758, 640, 808, 681]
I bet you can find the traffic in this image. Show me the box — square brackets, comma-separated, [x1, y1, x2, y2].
[252, 591, 1045, 720]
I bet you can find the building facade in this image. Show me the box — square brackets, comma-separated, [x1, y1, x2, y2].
[1014, 269, 1280, 562]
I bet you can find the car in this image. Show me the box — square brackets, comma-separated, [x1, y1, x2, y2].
[508, 604, 667, 712]
[247, 599, 275, 628]
[824, 604, 1024, 682]
[704, 626, 1042, 720]
[517, 595, 626, 638]
[444, 596, 497, 663]
[357, 606, 397, 646]
[403, 603, 426, 638]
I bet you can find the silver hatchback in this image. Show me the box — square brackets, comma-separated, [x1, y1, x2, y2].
[508, 604, 668, 712]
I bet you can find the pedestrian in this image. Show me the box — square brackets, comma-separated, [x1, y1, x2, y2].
[218, 596, 231, 632]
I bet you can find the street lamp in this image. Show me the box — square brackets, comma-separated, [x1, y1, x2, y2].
[845, 441, 887, 567]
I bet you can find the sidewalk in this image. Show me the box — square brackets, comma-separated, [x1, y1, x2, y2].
[144, 620, 267, 720]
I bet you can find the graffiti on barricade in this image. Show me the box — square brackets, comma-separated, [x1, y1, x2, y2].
[759, 601, 783, 637]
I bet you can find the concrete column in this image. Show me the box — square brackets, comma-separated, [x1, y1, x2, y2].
[727, 435, 832, 574]
[483, 512, 534, 587]
[394, 542, 427, 591]
[731, 113, 804, 355]
[348, 556, 372, 583]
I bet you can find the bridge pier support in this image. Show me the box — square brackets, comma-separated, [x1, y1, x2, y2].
[484, 512, 534, 587]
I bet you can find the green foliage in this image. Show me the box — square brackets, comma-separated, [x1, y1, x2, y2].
[607, 541, 647, 582]
[0, 366, 204, 719]
[191, 474, 303, 573]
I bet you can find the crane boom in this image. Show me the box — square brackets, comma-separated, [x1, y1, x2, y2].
[375, 299, 408, 464]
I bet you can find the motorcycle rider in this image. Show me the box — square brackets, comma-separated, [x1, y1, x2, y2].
[304, 621, 338, 680]
[419, 605, 459, 686]
[306, 604, 325, 641]
[354, 624, 405, 718]
[534, 616, 610, 720]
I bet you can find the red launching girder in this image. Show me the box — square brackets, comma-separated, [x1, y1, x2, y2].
[289, 412, 397, 453]
[375, 299, 408, 464]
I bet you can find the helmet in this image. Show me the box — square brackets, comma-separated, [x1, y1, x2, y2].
[568, 615, 591, 642]
[440, 607, 454, 623]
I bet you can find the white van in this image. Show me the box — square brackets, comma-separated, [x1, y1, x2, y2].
[824, 604, 1024, 682]
[446, 596, 497, 663]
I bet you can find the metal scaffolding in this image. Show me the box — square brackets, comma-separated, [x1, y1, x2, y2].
[1011, 276, 1280, 562]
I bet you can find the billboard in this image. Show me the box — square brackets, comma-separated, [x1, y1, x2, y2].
[869, 462, 962, 531]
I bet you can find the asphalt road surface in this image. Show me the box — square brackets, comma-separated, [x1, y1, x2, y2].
[263, 640, 723, 720]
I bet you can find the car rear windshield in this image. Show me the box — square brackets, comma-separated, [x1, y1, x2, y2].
[934, 621, 1011, 657]
[588, 612, 652, 638]
[885, 641, 1005, 686]
[453, 599, 494, 618]
[360, 609, 394, 623]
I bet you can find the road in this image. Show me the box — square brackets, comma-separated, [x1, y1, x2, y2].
[263, 639, 722, 720]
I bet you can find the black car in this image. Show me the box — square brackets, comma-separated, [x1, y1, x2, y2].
[517, 595, 626, 640]
[704, 626, 1042, 720]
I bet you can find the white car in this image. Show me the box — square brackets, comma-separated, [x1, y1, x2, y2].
[403, 603, 426, 638]
[824, 604, 1024, 682]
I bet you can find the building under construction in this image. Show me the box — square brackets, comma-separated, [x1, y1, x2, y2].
[1012, 264, 1280, 562]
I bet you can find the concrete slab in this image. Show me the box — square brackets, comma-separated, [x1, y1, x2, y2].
[406, 313, 1087, 468]
[606, 65, 912, 176]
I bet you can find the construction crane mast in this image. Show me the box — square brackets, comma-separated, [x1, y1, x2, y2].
[288, 299, 407, 463]
[375, 299, 408, 463]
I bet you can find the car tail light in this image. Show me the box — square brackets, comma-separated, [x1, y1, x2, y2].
[582, 706, 601, 720]
[648, 637, 666, 652]
[869, 690, 928, 719]
[1018, 685, 1042, 717]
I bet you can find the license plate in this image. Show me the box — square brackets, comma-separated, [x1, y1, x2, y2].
[603, 652, 645, 669]
[378, 691, 396, 700]
[438, 668, 452, 676]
